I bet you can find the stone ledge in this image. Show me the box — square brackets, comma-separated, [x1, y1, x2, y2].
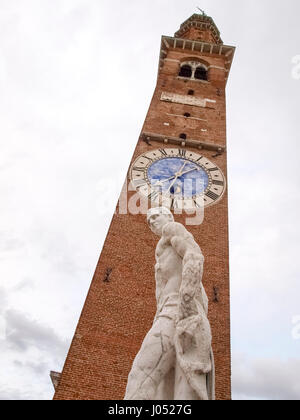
[141, 132, 225, 153]
[50, 371, 61, 390]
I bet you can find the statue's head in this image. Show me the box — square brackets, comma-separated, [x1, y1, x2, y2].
[147, 207, 174, 236]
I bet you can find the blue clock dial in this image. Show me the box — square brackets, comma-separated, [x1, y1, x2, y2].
[130, 148, 226, 209]
[147, 157, 209, 197]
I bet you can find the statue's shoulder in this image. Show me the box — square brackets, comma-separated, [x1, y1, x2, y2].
[162, 221, 191, 239]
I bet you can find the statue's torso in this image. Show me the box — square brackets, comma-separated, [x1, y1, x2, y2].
[155, 238, 182, 305]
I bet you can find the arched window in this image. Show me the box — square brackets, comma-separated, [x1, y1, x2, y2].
[184, 113, 191, 118]
[179, 65, 192, 78]
[194, 66, 208, 81]
[179, 133, 187, 140]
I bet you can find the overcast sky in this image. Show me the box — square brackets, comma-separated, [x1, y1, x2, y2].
[0, 0, 300, 400]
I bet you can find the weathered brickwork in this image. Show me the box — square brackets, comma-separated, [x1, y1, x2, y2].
[54, 15, 234, 401]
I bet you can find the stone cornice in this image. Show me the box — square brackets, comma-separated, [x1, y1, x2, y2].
[158, 36, 235, 84]
[141, 132, 226, 153]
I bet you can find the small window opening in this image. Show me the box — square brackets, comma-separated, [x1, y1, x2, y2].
[188, 90, 194, 96]
[179, 65, 192, 78]
[184, 113, 191, 118]
[194, 66, 208, 81]
[179, 133, 187, 140]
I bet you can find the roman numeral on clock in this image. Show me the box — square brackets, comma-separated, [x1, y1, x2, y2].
[208, 167, 219, 172]
[133, 166, 145, 172]
[178, 149, 186, 157]
[133, 179, 148, 188]
[193, 199, 202, 208]
[159, 149, 168, 156]
[148, 191, 160, 201]
[141, 155, 152, 161]
[212, 180, 224, 186]
[205, 190, 220, 201]
[171, 198, 179, 209]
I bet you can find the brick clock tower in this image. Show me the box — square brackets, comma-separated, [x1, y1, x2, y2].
[53, 14, 235, 400]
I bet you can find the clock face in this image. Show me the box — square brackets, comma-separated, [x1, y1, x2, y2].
[129, 148, 226, 210]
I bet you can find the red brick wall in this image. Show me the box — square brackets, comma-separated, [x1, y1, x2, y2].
[178, 27, 219, 44]
[54, 27, 232, 401]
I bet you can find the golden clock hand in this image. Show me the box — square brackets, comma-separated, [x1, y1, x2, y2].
[167, 177, 178, 193]
[167, 161, 188, 193]
[179, 166, 200, 176]
[153, 175, 176, 186]
[154, 161, 188, 189]
[178, 161, 188, 174]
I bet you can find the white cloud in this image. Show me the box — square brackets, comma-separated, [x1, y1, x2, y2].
[5, 309, 67, 354]
[233, 355, 300, 400]
[0, 308, 69, 400]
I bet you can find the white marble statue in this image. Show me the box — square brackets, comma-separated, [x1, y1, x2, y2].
[124, 207, 215, 400]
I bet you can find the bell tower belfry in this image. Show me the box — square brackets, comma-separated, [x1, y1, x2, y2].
[53, 14, 235, 401]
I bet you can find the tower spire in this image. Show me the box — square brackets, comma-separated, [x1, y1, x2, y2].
[196, 7, 207, 16]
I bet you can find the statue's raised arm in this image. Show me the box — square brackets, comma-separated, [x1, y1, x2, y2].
[162, 221, 205, 320]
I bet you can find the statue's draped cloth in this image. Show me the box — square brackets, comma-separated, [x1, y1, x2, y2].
[154, 285, 215, 400]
